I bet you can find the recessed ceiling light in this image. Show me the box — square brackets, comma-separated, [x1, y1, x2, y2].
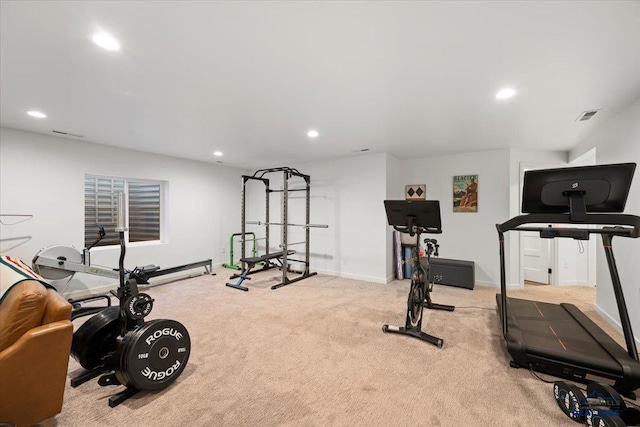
[26, 110, 47, 118]
[496, 88, 517, 100]
[307, 130, 319, 138]
[213, 151, 223, 157]
[92, 33, 120, 51]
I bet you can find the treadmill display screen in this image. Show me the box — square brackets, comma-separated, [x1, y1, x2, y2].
[522, 163, 636, 214]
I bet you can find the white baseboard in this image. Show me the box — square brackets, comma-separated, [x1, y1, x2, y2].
[314, 268, 388, 284]
[474, 280, 499, 288]
[473, 281, 519, 289]
[595, 304, 640, 347]
[557, 280, 591, 287]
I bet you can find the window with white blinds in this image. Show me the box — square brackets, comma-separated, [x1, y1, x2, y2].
[84, 175, 163, 248]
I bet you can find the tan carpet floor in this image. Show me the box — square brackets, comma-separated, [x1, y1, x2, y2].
[56, 269, 639, 426]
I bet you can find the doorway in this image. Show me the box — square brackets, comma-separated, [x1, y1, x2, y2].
[523, 231, 552, 285]
[519, 161, 562, 287]
[518, 150, 597, 288]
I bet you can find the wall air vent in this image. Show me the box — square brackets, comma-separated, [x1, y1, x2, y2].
[575, 110, 600, 122]
[350, 148, 371, 153]
[52, 130, 84, 138]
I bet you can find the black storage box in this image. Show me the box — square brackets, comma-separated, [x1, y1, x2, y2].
[420, 257, 475, 290]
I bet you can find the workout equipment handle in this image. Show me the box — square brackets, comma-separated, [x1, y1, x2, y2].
[393, 225, 442, 235]
[115, 193, 127, 233]
[115, 192, 128, 336]
[86, 227, 107, 251]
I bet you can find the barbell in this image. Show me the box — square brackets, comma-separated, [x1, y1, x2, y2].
[246, 221, 328, 229]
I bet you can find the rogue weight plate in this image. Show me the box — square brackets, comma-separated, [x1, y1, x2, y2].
[71, 306, 120, 370]
[553, 381, 587, 422]
[124, 293, 154, 320]
[114, 319, 190, 391]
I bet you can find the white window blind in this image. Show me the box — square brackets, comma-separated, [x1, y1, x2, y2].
[128, 181, 161, 243]
[84, 175, 162, 248]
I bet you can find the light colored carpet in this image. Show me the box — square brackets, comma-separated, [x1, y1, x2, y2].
[56, 269, 638, 426]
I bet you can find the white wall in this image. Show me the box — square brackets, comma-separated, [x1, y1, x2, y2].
[401, 150, 510, 287]
[567, 149, 597, 288]
[556, 240, 590, 286]
[385, 153, 405, 281]
[569, 99, 640, 340]
[280, 153, 388, 283]
[0, 127, 245, 296]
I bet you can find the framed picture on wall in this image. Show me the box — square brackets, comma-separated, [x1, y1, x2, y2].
[453, 175, 478, 212]
[405, 184, 426, 200]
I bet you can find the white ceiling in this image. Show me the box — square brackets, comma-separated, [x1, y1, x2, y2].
[1, 1, 640, 168]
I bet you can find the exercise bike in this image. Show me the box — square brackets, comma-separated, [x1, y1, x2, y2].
[382, 200, 454, 348]
[69, 193, 191, 407]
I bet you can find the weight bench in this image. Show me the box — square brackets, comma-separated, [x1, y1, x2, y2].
[225, 250, 295, 291]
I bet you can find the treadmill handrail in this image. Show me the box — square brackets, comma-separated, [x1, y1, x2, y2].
[496, 211, 640, 362]
[497, 213, 640, 237]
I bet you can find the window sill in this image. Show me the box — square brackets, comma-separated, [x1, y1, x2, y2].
[90, 240, 167, 251]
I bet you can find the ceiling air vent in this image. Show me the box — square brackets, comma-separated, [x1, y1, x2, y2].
[575, 110, 600, 122]
[52, 130, 84, 138]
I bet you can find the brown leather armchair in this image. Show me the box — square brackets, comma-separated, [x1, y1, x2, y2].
[0, 280, 73, 427]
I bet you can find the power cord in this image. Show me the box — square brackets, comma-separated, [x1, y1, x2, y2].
[528, 365, 556, 384]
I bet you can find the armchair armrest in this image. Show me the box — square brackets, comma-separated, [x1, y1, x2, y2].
[0, 320, 73, 427]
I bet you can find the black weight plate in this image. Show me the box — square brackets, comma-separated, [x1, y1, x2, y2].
[124, 293, 154, 320]
[621, 408, 640, 425]
[114, 319, 190, 391]
[71, 306, 120, 370]
[586, 411, 628, 427]
[586, 382, 624, 409]
[407, 280, 424, 328]
[553, 381, 587, 422]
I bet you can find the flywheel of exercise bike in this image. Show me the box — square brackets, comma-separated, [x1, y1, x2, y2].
[407, 281, 424, 328]
[71, 306, 120, 370]
[32, 245, 83, 280]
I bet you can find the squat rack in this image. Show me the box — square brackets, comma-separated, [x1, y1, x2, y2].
[236, 167, 326, 290]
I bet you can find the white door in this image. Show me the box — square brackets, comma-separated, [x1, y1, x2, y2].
[523, 232, 550, 284]
[519, 161, 562, 286]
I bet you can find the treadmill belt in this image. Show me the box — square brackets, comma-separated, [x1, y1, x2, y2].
[509, 297, 622, 374]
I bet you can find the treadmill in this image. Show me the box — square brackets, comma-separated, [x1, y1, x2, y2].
[496, 162, 640, 398]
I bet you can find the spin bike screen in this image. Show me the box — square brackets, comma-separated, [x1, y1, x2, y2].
[384, 200, 442, 233]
